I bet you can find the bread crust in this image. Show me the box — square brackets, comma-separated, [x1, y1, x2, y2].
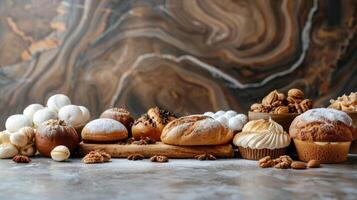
[289, 119, 354, 142]
[161, 115, 233, 146]
[100, 108, 134, 131]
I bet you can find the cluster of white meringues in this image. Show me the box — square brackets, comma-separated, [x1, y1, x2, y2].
[203, 110, 248, 132]
[0, 94, 91, 159]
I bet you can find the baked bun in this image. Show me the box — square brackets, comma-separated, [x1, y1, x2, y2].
[58, 105, 91, 128]
[35, 119, 79, 157]
[289, 108, 354, 142]
[132, 107, 176, 141]
[23, 104, 44, 122]
[81, 118, 128, 143]
[33, 108, 58, 128]
[161, 115, 233, 146]
[5, 114, 32, 132]
[100, 108, 134, 133]
[47, 94, 71, 112]
[289, 108, 354, 163]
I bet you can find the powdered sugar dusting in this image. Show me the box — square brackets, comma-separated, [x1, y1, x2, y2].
[85, 118, 127, 133]
[297, 108, 352, 126]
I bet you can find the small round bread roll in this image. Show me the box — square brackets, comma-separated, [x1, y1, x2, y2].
[33, 108, 58, 128]
[79, 106, 91, 123]
[47, 94, 71, 112]
[58, 105, 84, 127]
[18, 127, 35, 142]
[0, 130, 11, 144]
[10, 132, 28, 147]
[51, 145, 70, 161]
[23, 104, 44, 122]
[161, 115, 233, 146]
[0, 143, 19, 159]
[100, 108, 134, 132]
[35, 119, 79, 157]
[5, 114, 32, 133]
[82, 118, 128, 143]
[132, 107, 176, 141]
[20, 144, 36, 156]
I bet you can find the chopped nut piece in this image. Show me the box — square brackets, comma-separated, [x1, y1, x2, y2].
[291, 161, 307, 169]
[12, 155, 31, 163]
[307, 160, 320, 168]
[258, 156, 274, 168]
[127, 154, 144, 160]
[194, 153, 216, 161]
[150, 155, 169, 163]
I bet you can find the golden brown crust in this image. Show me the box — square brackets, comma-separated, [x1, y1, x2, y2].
[99, 108, 134, 131]
[289, 119, 354, 142]
[35, 120, 79, 157]
[131, 107, 176, 141]
[81, 128, 128, 142]
[161, 115, 233, 146]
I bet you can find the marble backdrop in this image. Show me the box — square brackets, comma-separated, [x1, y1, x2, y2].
[0, 0, 356, 128]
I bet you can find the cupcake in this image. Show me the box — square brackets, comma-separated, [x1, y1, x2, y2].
[233, 119, 291, 160]
[289, 108, 354, 163]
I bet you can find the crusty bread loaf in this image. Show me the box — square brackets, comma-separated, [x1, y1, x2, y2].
[161, 115, 233, 146]
[289, 108, 354, 142]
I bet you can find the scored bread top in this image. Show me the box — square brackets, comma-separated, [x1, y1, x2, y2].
[161, 115, 233, 146]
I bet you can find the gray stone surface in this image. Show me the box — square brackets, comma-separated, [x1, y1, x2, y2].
[0, 156, 356, 200]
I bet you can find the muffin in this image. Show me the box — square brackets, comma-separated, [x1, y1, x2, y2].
[233, 119, 290, 160]
[289, 108, 354, 163]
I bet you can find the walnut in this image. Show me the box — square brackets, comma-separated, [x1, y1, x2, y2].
[194, 153, 216, 161]
[262, 90, 279, 106]
[127, 154, 144, 160]
[258, 156, 274, 168]
[288, 89, 304, 99]
[273, 106, 289, 114]
[12, 155, 31, 163]
[82, 150, 111, 164]
[273, 155, 293, 165]
[250, 103, 263, 111]
[274, 161, 291, 169]
[291, 161, 307, 169]
[132, 136, 156, 145]
[150, 155, 169, 163]
[329, 92, 357, 111]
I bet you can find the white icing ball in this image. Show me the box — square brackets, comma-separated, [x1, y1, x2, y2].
[33, 108, 58, 128]
[5, 114, 32, 133]
[216, 110, 225, 116]
[51, 145, 70, 162]
[224, 110, 237, 118]
[203, 112, 214, 117]
[58, 105, 83, 127]
[0, 143, 18, 159]
[228, 114, 248, 131]
[216, 116, 228, 127]
[0, 130, 11, 144]
[78, 106, 91, 123]
[47, 94, 71, 112]
[10, 132, 28, 147]
[23, 104, 44, 122]
[212, 114, 221, 119]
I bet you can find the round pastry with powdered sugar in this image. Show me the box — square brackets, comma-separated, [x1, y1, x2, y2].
[81, 118, 128, 143]
[203, 110, 248, 133]
[289, 108, 354, 163]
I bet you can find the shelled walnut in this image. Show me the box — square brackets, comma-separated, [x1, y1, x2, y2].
[150, 155, 169, 163]
[127, 154, 144, 160]
[250, 89, 312, 114]
[82, 149, 111, 164]
[194, 153, 216, 161]
[12, 155, 31, 163]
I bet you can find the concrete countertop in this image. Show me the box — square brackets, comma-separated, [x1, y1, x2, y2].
[0, 156, 356, 200]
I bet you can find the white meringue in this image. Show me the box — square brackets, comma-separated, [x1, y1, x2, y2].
[23, 104, 44, 122]
[47, 94, 71, 112]
[5, 114, 32, 133]
[33, 108, 58, 128]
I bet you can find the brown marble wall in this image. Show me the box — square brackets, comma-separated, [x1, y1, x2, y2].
[0, 0, 356, 128]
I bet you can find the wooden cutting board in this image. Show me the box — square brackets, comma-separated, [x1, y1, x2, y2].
[79, 142, 234, 158]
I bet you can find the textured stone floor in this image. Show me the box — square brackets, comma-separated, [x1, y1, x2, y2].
[0, 156, 356, 200]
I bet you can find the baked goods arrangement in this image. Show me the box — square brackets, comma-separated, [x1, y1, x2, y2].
[0, 89, 356, 169]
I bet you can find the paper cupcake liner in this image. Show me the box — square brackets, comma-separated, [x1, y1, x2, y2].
[238, 147, 286, 160]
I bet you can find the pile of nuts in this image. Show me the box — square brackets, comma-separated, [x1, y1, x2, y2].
[82, 150, 111, 164]
[250, 89, 313, 114]
[329, 92, 357, 112]
[258, 155, 320, 170]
